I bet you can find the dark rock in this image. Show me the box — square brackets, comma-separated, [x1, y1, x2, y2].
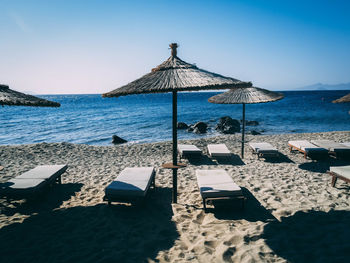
[216, 116, 240, 134]
[112, 135, 127, 144]
[193, 122, 207, 134]
[250, 130, 261, 135]
[177, 122, 188, 129]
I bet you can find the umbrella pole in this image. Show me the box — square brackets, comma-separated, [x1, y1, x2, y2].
[241, 103, 245, 158]
[172, 90, 178, 203]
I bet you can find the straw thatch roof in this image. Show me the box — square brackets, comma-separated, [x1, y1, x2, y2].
[208, 87, 284, 104]
[0, 84, 60, 107]
[332, 93, 350, 103]
[102, 43, 252, 98]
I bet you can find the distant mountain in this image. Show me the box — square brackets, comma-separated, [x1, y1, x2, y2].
[298, 83, 350, 91]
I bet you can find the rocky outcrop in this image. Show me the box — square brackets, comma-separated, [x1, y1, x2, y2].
[216, 116, 240, 134]
[193, 122, 208, 134]
[112, 135, 127, 144]
[177, 122, 188, 129]
[250, 130, 261, 135]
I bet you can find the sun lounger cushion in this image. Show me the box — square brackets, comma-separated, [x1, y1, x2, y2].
[249, 142, 278, 153]
[105, 167, 155, 198]
[178, 144, 202, 156]
[311, 140, 350, 152]
[16, 165, 68, 180]
[196, 169, 242, 199]
[0, 178, 47, 195]
[0, 165, 68, 197]
[330, 166, 350, 180]
[288, 140, 328, 155]
[207, 144, 231, 157]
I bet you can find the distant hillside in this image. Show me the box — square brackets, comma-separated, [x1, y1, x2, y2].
[298, 83, 350, 91]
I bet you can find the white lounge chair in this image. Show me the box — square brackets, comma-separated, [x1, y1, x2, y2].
[288, 140, 328, 159]
[104, 167, 156, 205]
[196, 169, 245, 211]
[328, 165, 350, 187]
[249, 142, 279, 159]
[311, 140, 350, 159]
[177, 144, 202, 158]
[0, 165, 68, 199]
[207, 144, 231, 158]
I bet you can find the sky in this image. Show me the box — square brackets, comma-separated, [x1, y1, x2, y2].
[1, 0, 350, 94]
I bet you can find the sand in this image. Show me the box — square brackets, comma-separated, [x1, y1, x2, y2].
[0, 131, 350, 263]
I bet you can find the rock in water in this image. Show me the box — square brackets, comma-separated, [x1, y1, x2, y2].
[216, 116, 240, 134]
[250, 130, 261, 135]
[193, 122, 208, 134]
[177, 122, 188, 129]
[112, 135, 127, 144]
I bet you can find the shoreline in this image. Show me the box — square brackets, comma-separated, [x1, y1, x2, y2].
[0, 130, 350, 262]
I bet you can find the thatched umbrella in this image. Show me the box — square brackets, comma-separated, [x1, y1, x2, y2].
[0, 84, 60, 107]
[102, 43, 252, 203]
[208, 87, 284, 158]
[332, 93, 350, 103]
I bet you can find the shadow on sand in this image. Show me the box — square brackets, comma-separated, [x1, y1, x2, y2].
[0, 187, 178, 263]
[298, 159, 350, 173]
[0, 183, 83, 216]
[211, 188, 277, 223]
[263, 153, 294, 164]
[261, 210, 350, 263]
[215, 154, 245, 165]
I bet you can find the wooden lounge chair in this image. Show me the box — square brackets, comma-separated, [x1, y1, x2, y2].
[0, 164, 68, 199]
[177, 144, 202, 159]
[288, 140, 328, 159]
[103, 167, 156, 205]
[311, 140, 350, 159]
[249, 142, 280, 159]
[196, 169, 245, 212]
[207, 144, 231, 158]
[327, 165, 350, 187]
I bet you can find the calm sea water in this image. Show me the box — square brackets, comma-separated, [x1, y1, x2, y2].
[1, 90, 349, 145]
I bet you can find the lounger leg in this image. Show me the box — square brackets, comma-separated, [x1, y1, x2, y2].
[331, 176, 337, 187]
[203, 198, 207, 212]
[108, 201, 111, 206]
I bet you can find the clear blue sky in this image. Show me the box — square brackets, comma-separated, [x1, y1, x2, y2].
[1, 0, 350, 94]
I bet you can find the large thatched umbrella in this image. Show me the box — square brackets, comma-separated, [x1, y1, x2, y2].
[0, 84, 60, 107]
[208, 87, 284, 158]
[102, 43, 252, 203]
[332, 93, 350, 103]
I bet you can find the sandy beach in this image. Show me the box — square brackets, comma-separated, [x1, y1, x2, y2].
[0, 131, 350, 262]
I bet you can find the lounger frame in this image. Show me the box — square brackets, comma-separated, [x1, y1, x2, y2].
[103, 170, 156, 205]
[0, 165, 68, 199]
[327, 171, 350, 187]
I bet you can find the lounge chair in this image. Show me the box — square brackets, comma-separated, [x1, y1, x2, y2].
[311, 140, 350, 159]
[249, 142, 280, 159]
[288, 140, 328, 159]
[177, 144, 202, 159]
[196, 169, 245, 211]
[0, 164, 68, 199]
[207, 144, 231, 158]
[327, 165, 350, 187]
[103, 167, 156, 205]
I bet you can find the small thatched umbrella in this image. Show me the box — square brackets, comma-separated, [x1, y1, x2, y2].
[0, 84, 60, 107]
[332, 93, 350, 103]
[208, 87, 284, 158]
[103, 43, 252, 203]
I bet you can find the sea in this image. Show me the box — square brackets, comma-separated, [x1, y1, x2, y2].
[1, 90, 350, 146]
